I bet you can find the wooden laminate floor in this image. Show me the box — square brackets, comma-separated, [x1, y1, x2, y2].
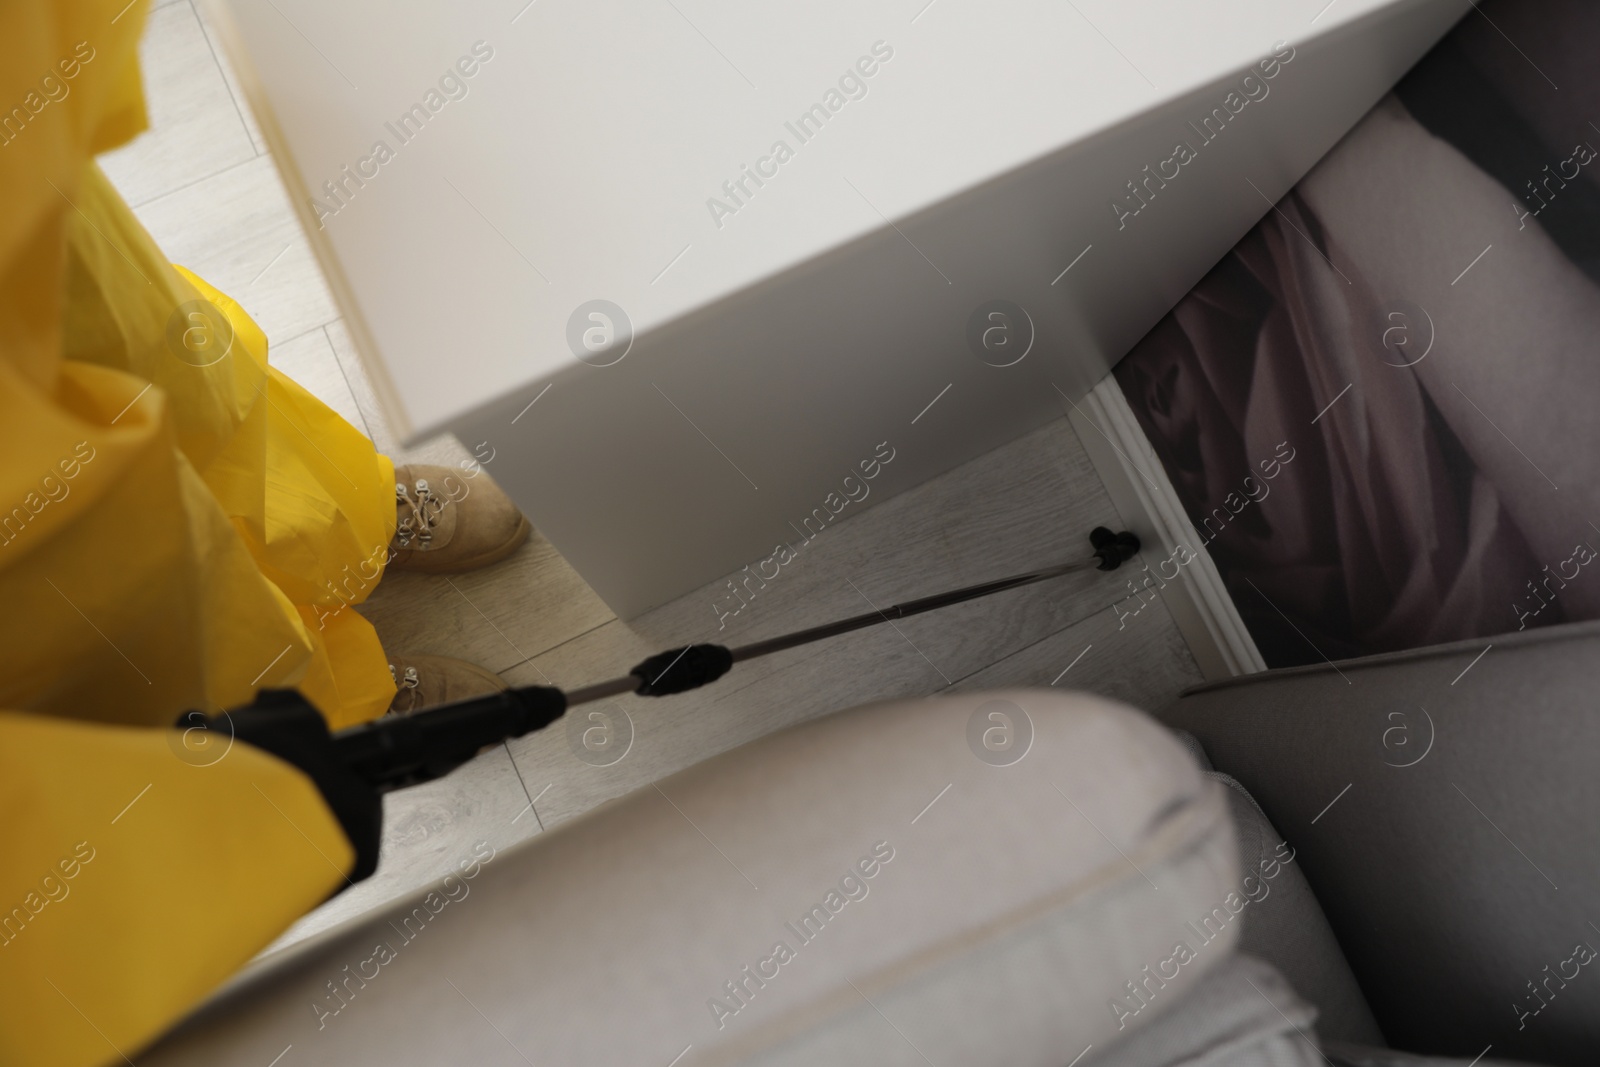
[100, 0, 1204, 954]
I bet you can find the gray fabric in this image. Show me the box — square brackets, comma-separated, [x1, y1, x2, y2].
[1215, 774, 1385, 1046]
[1172, 728, 1383, 1044]
[1323, 1042, 1542, 1067]
[1161, 618, 1600, 1066]
[1085, 955, 1324, 1067]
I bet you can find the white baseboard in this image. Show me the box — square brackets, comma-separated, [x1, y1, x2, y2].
[1067, 376, 1266, 681]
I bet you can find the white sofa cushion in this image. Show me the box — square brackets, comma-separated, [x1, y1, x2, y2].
[145, 689, 1240, 1066]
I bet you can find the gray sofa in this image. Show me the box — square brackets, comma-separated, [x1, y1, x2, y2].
[1161, 618, 1600, 1066]
[135, 623, 1597, 1065]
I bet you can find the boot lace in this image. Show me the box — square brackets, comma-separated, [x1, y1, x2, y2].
[388, 663, 422, 714]
[394, 478, 445, 549]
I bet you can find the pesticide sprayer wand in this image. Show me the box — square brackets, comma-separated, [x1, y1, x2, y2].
[329, 528, 1139, 789]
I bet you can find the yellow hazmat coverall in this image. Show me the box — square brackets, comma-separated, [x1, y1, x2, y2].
[1, 2, 399, 1063]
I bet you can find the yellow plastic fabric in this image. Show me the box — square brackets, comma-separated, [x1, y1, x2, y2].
[0, 712, 358, 1067]
[1, 1, 399, 1063]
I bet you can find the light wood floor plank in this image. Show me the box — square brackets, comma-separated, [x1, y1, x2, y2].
[192, 0, 270, 157]
[946, 599, 1204, 711]
[128, 154, 339, 345]
[269, 326, 369, 437]
[259, 742, 540, 956]
[98, 1, 257, 206]
[355, 532, 616, 675]
[323, 317, 475, 466]
[490, 418, 1201, 832]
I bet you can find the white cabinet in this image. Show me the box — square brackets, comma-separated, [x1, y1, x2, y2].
[210, 0, 1469, 614]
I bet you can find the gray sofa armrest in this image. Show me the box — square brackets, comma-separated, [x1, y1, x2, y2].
[1159, 620, 1600, 1067]
[1325, 1043, 1546, 1067]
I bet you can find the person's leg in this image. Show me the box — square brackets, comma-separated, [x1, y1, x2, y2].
[53, 163, 529, 727]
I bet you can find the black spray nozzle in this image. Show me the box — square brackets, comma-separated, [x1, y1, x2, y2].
[630, 644, 734, 696]
[1090, 527, 1141, 570]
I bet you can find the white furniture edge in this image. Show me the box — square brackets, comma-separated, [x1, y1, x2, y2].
[198, 0, 416, 443]
[1068, 376, 1266, 681]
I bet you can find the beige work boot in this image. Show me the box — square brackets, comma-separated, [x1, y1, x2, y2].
[387, 653, 509, 715]
[388, 464, 531, 574]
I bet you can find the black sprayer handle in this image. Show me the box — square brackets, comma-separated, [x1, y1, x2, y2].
[333, 684, 567, 790]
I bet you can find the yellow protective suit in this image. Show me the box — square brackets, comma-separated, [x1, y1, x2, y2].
[1, 2, 399, 1064]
